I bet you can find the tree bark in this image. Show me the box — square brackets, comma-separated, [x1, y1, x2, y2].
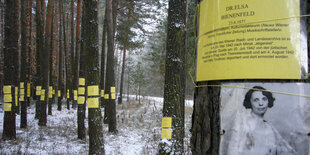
[118, 48, 126, 104]
[71, 0, 76, 109]
[35, 0, 44, 120]
[39, 0, 49, 126]
[105, 0, 117, 133]
[100, 5, 107, 108]
[45, 0, 54, 116]
[3, 0, 19, 140]
[77, 0, 85, 140]
[58, 0, 64, 111]
[159, 0, 187, 154]
[20, 0, 31, 128]
[84, 0, 105, 154]
[26, 0, 33, 107]
[190, 82, 221, 155]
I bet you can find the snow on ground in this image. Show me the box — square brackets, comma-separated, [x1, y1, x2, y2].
[0, 95, 193, 154]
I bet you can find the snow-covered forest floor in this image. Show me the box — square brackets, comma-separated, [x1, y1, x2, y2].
[0, 95, 193, 154]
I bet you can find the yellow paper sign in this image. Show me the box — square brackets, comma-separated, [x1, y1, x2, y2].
[101, 90, 104, 97]
[161, 128, 172, 139]
[111, 87, 116, 93]
[88, 97, 99, 108]
[20, 89, 25, 95]
[20, 82, 24, 89]
[74, 90, 78, 101]
[49, 90, 53, 98]
[79, 78, 85, 86]
[78, 87, 85, 95]
[3, 86, 11, 94]
[15, 87, 18, 106]
[111, 93, 116, 100]
[27, 83, 31, 97]
[40, 89, 45, 101]
[49, 86, 53, 93]
[197, 0, 302, 81]
[20, 95, 25, 101]
[36, 86, 42, 96]
[105, 94, 109, 99]
[88, 85, 99, 96]
[36, 86, 42, 90]
[78, 96, 85, 104]
[53, 90, 55, 95]
[4, 103, 12, 111]
[162, 117, 172, 128]
[58, 90, 61, 97]
[67, 89, 70, 99]
[4, 94, 12, 103]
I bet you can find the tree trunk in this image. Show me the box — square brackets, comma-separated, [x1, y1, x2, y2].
[35, 0, 44, 120]
[77, 0, 85, 140]
[20, 0, 30, 128]
[39, 0, 49, 127]
[159, 0, 187, 154]
[45, 0, 54, 116]
[100, 7, 107, 109]
[0, 2, 4, 98]
[104, 0, 117, 133]
[190, 82, 221, 155]
[118, 48, 126, 104]
[63, 0, 70, 110]
[58, 0, 64, 111]
[84, 0, 105, 154]
[71, 0, 76, 109]
[52, 0, 59, 114]
[2, 0, 19, 140]
[26, 0, 33, 107]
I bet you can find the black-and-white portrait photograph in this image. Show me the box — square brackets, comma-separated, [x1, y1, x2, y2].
[219, 83, 310, 155]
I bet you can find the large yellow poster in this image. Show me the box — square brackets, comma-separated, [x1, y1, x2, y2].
[196, 0, 306, 81]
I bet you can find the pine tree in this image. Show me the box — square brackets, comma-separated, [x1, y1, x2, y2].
[159, 0, 187, 154]
[2, 0, 19, 140]
[84, 0, 105, 154]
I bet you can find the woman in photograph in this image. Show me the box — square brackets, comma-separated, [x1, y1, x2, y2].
[226, 86, 296, 155]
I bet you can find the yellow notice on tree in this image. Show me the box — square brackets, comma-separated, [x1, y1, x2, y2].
[79, 78, 85, 86]
[20, 82, 24, 89]
[27, 83, 31, 97]
[4, 103, 12, 111]
[3, 86, 11, 94]
[88, 98, 99, 108]
[162, 117, 172, 128]
[74, 90, 78, 101]
[88, 85, 99, 96]
[4, 94, 12, 103]
[58, 90, 61, 97]
[101, 90, 104, 97]
[49, 86, 53, 98]
[36, 86, 42, 96]
[40, 89, 45, 101]
[161, 128, 172, 139]
[78, 96, 85, 104]
[197, 0, 305, 81]
[78, 87, 85, 95]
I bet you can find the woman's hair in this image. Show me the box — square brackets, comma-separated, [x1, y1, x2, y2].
[243, 86, 275, 109]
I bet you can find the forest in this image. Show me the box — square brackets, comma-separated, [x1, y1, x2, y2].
[1, 0, 309, 154]
[0, 0, 197, 154]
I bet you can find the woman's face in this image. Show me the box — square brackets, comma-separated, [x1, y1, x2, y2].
[250, 91, 268, 116]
